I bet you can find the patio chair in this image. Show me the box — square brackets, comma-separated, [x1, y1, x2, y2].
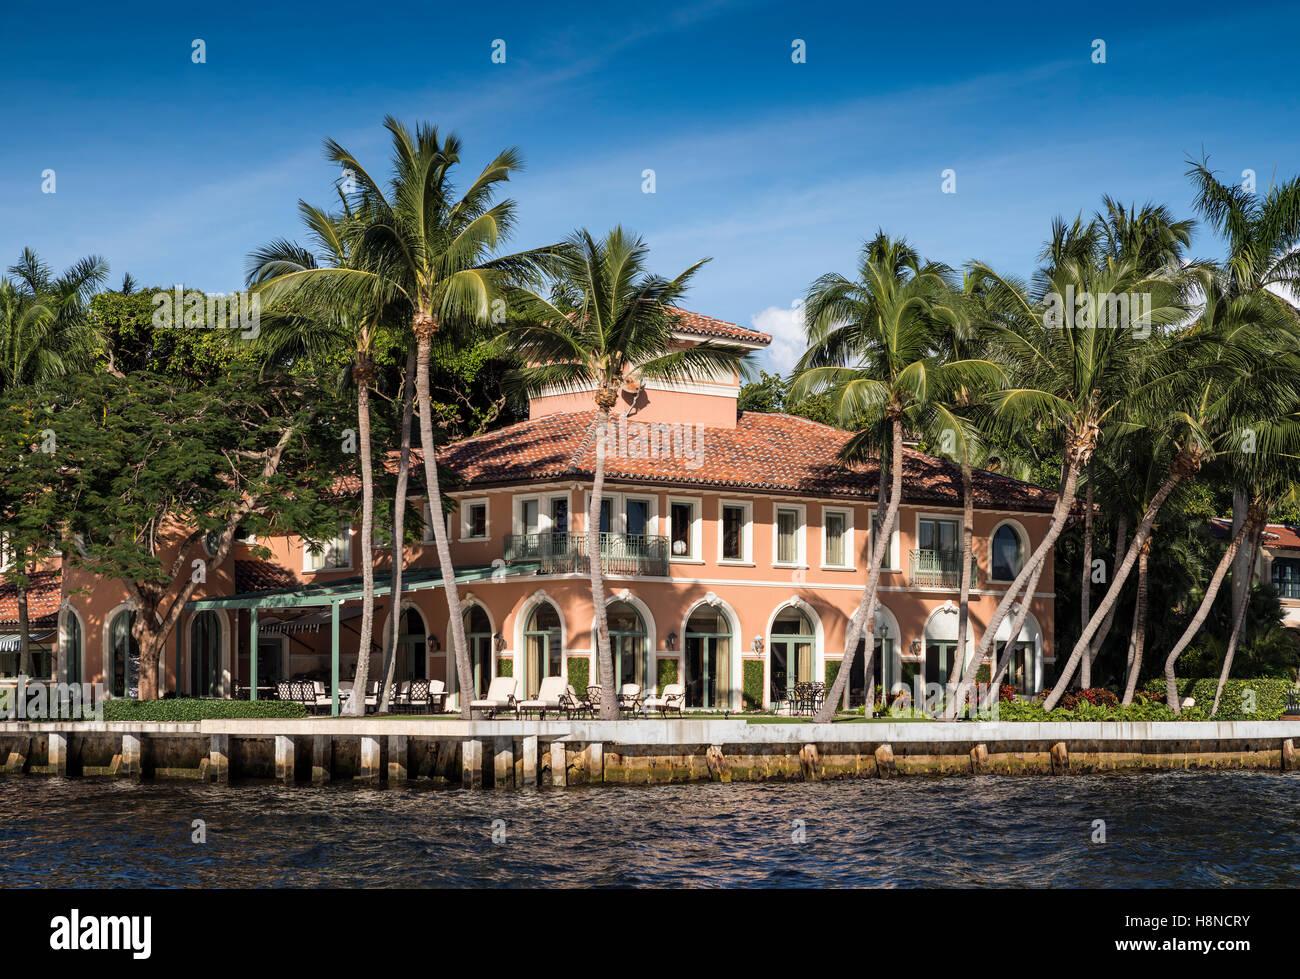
[560, 684, 593, 719]
[392, 680, 412, 714]
[586, 685, 603, 715]
[428, 679, 447, 713]
[406, 679, 429, 714]
[276, 680, 295, 702]
[470, 676, 518, 718]
[311, 680, 333, 714]
[617, 683, 644, 718]
[644, 683, 685, 717]
[366, 680, 379, 711]
[516, 676, 567, 719]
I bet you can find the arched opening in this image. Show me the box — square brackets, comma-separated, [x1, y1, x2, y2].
[923, 606, 966, 687]
[464, 605, 493, 699]
[108, 608, 140, 699]
[523, 602, 563, 698]
[996, 612, 1042, 695]
[608, 601, 649, 689]
[847, 607, 900, 706]
[991, 523, 1025, 581]
[684, 606, 731, 709]
[62, 608, 83, 686]
[396, 606, 428, 685]
[189, 611, 222, 697]
[769, 606, 815, 702]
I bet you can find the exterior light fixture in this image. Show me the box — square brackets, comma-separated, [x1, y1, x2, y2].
[752, 635, 764, 654]
[427, 634, 441, 652]
[493, 633, 506, 653]
[910, 638, 921, 655]
[665, 632, 678, 651]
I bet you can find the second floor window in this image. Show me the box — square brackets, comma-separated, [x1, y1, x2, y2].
[722, 505, 746, 561]
[824, 510, 848, 566]
[551, 498, 568, 534]
[992, 524, 1023, 581]
[462, 502, 487, 540]
[1274, 557, 1300, 599]
[304, 528, 351, 572]
[671, 502, 694, 558]
[918, 518, 959, 554]
[776, 507, 802, 564]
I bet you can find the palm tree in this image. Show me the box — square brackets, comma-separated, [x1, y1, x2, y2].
[1185, 157, 1300, 626]
[1, 249, 107, 677]
[257, 118, 554, 717]
[248, 202, 387, 716]
[501, 227, 749, 719]
[792, 233, 1000, 722]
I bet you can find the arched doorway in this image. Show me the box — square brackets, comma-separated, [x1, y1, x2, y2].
[923, 605, 965, 688]
[189, 611, 222, 697]
[61, 607, 83, 686]
[996, 611, 1042, 695]
[608, 601, 649, 689]
[464, 605, 493, 699]
[107, 608, 139, 699]
[684, 606, 731, 709]
[395, 606, 428, 684]
[769, 606, 815, 703]
[523, 602, 563, 698]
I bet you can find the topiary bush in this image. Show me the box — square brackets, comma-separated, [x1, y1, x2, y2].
[496, 657, 513, 678]
[1143, 677, 1295, 720]
[567, 656, 589, 693]
[742, 659, 765, 710]
[102, 699, 308, 722]
[656, 656, 679, 690]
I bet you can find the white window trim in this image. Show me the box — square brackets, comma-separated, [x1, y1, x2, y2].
[422, 501, 454, 544]
[771, 502, 808, 568]
[718, 499, 754, 565]
[303, 526, 353, 573]
[459, 497, 491, 541]
[547, 492, 574, 535]
[989, 519, 1030, 583]
[583, 491, 659, 538]
[667, 495, 704, 563]
[820, 506, 854, 570]
[869, 512, 902, 571]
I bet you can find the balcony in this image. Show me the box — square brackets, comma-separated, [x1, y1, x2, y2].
[909, 548, 978, 590]
[503, 532, 670, 577]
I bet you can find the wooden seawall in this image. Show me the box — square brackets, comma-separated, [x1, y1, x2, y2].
[2, 719, 1298, 787]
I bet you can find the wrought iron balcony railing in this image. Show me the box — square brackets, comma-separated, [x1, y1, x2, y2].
[908, 548, 978, 590]
[503, 531, 670, 577]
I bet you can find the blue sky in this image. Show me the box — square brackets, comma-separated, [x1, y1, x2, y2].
[2, 0, 1297, 371]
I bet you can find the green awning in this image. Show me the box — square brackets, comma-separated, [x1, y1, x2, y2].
[184, 562, 536, 612]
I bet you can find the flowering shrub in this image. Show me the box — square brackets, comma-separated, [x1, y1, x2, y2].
[999, 684, 1017, 703]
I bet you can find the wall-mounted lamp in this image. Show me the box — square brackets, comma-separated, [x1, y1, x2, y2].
[665, 631, 678, 651]
[909, 638, 921, 655]
[493, 632, 507, 653]
[752, 635, 764, 654]
[427, 633, 441, 652]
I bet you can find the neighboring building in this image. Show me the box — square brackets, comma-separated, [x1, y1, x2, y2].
[1211, 519, 1300, 630]
[4, 310, 1060, 708]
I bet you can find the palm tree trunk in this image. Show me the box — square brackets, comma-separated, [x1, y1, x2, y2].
[1120, 539, 1150, 704]
[1043, 468, 1183, 710]
[379, 346, 417, 714]
[346, 357, 376, 716]
[945, 457, 975, 704]
[1163, 516, 1253, 711]
[949, 447, 1087, 714]
[1088, 515, 1127, 683]
[816, 417, 904, 723]
[589, 405, 618, 720]
[414, 319, 473, 719]
[1230, 489, 1248, 627]
[16, 574, 32, 678]
[1079, 477, 1095, 688]
[1213, 521, 1265, 715]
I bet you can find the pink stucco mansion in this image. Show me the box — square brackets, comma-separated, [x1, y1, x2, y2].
[1, 310, 1058, 711]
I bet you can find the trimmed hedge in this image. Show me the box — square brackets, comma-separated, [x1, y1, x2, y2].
[497, 656, 513, 678]
[657, 656, 679, 690]
[742, 659, 765, 709]
[567, 656, 589, 693]
[1142, 677, 1295, 721]
[103, 699, 308, 722]
[824, 659, 841, 691]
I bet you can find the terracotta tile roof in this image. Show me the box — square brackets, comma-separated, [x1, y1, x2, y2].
[0, 568, 63, 628]
[667, 307, 771, 346]
[1211, 519, 1300, 550]
[431, 410, 1059, 512]
[235, 559, 299, 594]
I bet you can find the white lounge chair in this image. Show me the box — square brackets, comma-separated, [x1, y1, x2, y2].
[312, 680, 333, 713]
[516, 676, 567, 719]
[618, 683, 643, 717]
[470, 676, 518, 718]
[644, 683, 685, 717]
[428, 679, 447, 713]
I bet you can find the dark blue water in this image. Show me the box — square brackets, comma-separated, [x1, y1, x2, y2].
[2, 772, 1297, 887]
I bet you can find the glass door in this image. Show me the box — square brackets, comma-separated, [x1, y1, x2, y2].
[684, 608, 731, 709]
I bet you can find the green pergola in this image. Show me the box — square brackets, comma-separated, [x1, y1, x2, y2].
[184, 563, 529, 715]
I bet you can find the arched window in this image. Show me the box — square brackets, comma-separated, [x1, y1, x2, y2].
[396, 607, 428, 684]
[769, 606, 815, 701]
[108, 609, 139, 699]
[189, 611, 222, 697]
[464, 605, 493, 699]
[684, 606, 731, 709]
[62, 610, 83, 685]
[991, 524, 1024, 581]
[607, 601, 649, 689]
[523, 603, 563, 698]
